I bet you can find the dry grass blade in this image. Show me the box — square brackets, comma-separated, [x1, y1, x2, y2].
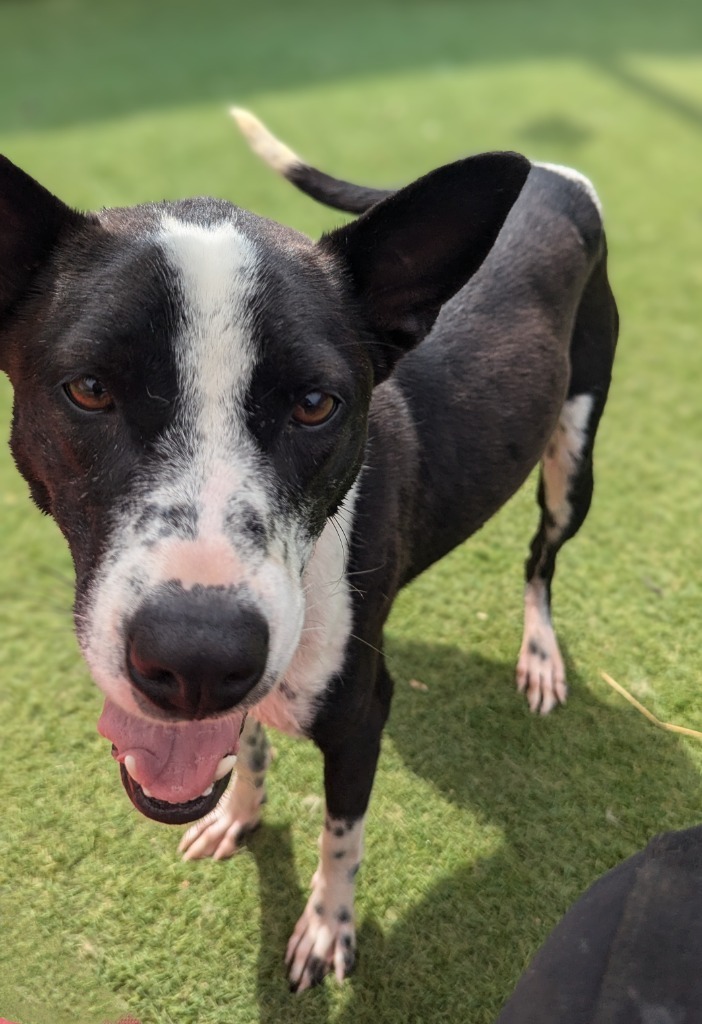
[600, 672, 702, 741]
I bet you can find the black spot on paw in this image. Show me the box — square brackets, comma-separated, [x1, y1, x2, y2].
[336, 906, 351, 924]
[307, 955, 328, 988]
[232, 819, 261, 845]
[246, 722, 266, 748]
[342, 947, 356, 975]
[528, 639, 548, 660]
[314, 903, 324, 916]
[332, 849, 346, 859]
[249, 751, 268, 774]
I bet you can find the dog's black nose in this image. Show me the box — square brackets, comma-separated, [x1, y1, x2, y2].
[126, 583, 269, 717]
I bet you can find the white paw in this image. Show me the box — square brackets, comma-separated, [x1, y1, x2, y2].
[286, 884, 356, 992]
[516, 632, 567, 714]
[178, 779, 265, 861]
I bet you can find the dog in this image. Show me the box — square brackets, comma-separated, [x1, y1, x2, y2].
[0, 110, 617, 992]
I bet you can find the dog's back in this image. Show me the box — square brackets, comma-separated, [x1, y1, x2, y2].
[236, 113, 620, 721]
[390, 162, 617, 582]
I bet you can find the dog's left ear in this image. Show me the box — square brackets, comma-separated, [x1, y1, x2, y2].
[320, 152, 531, 381]
[0, 155, 85, 367]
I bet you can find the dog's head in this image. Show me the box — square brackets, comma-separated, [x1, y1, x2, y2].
[0, 147, 529, 822]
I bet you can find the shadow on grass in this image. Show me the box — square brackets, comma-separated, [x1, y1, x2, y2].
[249, 639, 701, 1023]
[597, 57, 702, 132]
[1, 0, 702, 137]
[251, 823, 333, 1022]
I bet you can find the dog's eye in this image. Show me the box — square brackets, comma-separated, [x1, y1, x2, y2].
[291, 391, 337, 427]
[64, 376, 114, 413]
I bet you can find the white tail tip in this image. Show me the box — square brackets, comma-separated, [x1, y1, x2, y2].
[229, 106, 302, 175]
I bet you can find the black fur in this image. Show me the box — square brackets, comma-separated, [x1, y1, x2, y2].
[0, 138, 618, 992]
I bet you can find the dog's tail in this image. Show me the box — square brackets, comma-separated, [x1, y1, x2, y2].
[230, 107, 394, 215]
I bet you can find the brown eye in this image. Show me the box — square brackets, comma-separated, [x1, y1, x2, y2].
[291, 391, 337, 427]
[65, 376, 114, 412]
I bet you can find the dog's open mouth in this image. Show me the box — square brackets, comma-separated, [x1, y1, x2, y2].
[118, 758, 233, 824]
[98, 699, 246, 825]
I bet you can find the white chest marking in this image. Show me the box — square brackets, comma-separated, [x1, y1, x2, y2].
[252, 479, 360, 736]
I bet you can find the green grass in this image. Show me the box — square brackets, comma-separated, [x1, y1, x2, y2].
[1, 0, 702, 1021]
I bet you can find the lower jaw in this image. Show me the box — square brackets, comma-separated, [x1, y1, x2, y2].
[118, 763, 232, 824]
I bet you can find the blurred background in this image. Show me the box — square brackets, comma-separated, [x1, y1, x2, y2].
[1, 1, 701, 1022]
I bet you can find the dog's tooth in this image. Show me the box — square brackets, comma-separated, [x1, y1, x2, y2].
[215, 754, 237, 780]
[201, 785, 214, 797]
[124, 754, 137, 780]
[142, 786, 153, 798]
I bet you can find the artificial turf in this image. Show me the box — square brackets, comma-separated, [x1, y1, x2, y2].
[1, 0, 701, 1021]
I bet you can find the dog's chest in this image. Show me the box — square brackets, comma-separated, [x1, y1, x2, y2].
[251, 487, 357, 737]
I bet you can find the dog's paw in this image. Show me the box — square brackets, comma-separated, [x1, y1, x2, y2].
[286, 887, 356, 992]
[516, 631, 567, 714]
[178, 779, 265, 861]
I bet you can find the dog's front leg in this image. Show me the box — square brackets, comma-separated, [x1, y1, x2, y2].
[286, 694, 385, 993]
[286, 810, 365, 991]
[179, 716, 270, 861]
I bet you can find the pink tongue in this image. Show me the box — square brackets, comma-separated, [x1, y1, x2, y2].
[98, 699, 245, 804]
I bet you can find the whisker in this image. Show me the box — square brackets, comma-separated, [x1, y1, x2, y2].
[346, 563, 386, 578]
[348, 633, 384, 657]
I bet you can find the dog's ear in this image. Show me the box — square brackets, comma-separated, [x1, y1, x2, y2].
[0, 155, 84, 361]
[320, 152, 531, 381]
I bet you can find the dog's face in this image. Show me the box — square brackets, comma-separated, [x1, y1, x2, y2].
[0, 149, 530, 822]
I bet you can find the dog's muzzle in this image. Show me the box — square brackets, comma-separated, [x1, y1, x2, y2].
[98, 581, 270, 823]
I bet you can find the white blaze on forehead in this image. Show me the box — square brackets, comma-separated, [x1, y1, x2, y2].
[155, 213, 270, 557]
[80, 212, 354, 729]
[158, 213, 260, 445]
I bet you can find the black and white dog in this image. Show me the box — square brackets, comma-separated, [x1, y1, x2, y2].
[0, 111, 617, 991]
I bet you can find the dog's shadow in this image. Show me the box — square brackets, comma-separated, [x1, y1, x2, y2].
[248, 639, 701, 1024]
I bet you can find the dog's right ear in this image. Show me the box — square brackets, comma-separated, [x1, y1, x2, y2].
[0, 156, 84, 363]
[320, 151, 531, 382]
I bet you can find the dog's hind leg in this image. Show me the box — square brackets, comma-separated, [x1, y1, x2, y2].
[179, 716, 270, 860]
[517, 253, 618, 714]
[517, 395, 597, 713]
